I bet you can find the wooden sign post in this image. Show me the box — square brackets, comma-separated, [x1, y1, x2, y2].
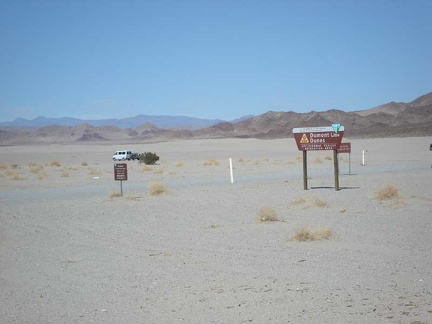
[114, 163, 128, 196]
[293, 126, 345, 191]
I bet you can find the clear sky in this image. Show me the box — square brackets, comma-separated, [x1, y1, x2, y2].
[1, 0, 431, 122]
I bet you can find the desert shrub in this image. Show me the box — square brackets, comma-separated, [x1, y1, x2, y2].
[175, 161, 184, 167]
[314, 157, 322, 164]
[289, 226, 333, 242]
[0, 163, 7, 169]
[149, 181, 166, 196]
[324, 155, 332, 161]
[50, 161, 61, 167]
[375, 184, 399, 201]
[61, 171, 69, 177]
[81, 161, 88, 166]
[238, 158, 245, 163]
[11, 164, 18, 169]
[257, 207, 279, 222]
[139, 152, 160, 165]
[153, 169, 164, 174]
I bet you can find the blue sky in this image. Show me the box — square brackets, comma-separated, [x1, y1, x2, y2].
[1, 0, 431, 122]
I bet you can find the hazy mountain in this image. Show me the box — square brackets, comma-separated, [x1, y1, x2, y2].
[1, 92, 431, 145]
[0, 114, 225, 130]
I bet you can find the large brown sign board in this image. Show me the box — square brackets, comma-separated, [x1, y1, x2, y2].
[114, 163, 128, 181]
[293, 126, 345, 151]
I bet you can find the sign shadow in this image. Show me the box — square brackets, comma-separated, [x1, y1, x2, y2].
[310, 186, 360, 190]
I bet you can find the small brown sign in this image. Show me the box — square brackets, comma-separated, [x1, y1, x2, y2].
[338, 142, 351, 153]
[293, 126, 345, 151]
[114, 163, 128, 181]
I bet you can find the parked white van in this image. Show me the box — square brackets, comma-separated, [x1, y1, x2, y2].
[113, 150, 132, 161]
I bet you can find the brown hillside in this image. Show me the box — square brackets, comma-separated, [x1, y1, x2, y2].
[0, 92, 431, 145]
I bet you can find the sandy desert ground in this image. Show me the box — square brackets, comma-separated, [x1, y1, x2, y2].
[1, 136, 432, 324]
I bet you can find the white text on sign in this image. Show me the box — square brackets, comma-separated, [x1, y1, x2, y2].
[309, 132, 340, 143]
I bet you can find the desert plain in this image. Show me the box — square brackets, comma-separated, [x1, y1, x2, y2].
[0, 136, 431, 324]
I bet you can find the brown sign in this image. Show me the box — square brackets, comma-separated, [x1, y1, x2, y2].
[114, 163, 128, 181]
[338, 142, 351, 153]
[293, 126, 345, 151]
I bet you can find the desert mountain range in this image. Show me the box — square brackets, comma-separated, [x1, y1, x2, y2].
[1, 92, 431, 145]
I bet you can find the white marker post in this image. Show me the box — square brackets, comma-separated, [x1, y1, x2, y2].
[362, 150, 367, 166]
[229, 158, 234, 184]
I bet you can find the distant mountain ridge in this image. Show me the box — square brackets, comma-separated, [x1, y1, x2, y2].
[1, 92, 431, 145]
[0, 114, 226, 129]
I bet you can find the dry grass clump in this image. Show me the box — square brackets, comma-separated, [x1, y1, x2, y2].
[37, 171, 49, 180]
[11, 164, 19, 169]
[0, 163, 7, 170]
[375, 184, 400, 201]
[257, 207, 280, 222]
[110, 190, 121, 198]
[61, 171, 69, 177]
[313, 157, 322, 164]
[289, 197, 328, 209]
[88, 167, 101, 175]
[324, 155, 332, 161]
[11, 173, 25, 180]
[5, 169, 24, 180]
[238, 158, 245, 163]
[289, 226, 333, 242]
[141, 165, 152, 171]
[314, 198, 328, 208]
[175, 161, 184, 167]
[29, 164, 44, 173]
[202, 159, 220, 166]
[149, 181, 167, 196]
[61, 165, 78, 172]
[290, 197, 307, 206]
[50, 161, 61, 167]
[81, 161, 88, 166]
[153, 168, 164, 174]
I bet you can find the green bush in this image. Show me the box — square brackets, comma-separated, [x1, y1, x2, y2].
[139, 152, 160, 165]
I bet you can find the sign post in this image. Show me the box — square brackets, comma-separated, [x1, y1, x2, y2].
[293, 126, 344, 191]
[114, 163, 128, 196]
[337, 142, 352, 175]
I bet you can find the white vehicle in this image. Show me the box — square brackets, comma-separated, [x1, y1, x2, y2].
[112, 150, 132, 161]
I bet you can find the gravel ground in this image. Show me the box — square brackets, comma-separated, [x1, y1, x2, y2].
[1, 137, 431, 323]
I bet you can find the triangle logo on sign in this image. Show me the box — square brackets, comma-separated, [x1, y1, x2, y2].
[300, 133, 309, 144]
[332, 123, 341, 133]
